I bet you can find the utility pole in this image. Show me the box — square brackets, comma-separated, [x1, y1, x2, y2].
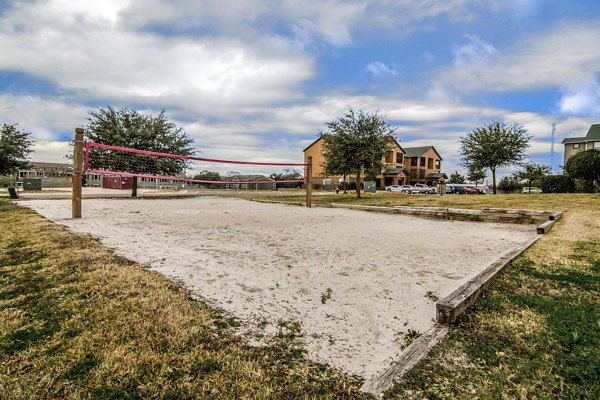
[550, 123, 556, 174]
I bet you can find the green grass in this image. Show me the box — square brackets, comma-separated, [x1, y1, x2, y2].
[0, 199, 370, 399]
[1, 193, 599, 399]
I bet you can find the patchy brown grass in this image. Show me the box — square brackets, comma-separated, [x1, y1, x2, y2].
[0, 200, 370, 399]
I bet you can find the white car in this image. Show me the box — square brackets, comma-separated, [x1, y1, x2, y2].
[413, 184, 437, 194]
[385, 185, 418, 194]
[523, 187, 543, 194]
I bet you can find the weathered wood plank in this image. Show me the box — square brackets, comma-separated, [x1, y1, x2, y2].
[436, 236, 540, 324]
[537, 220, 555, 234]
[549, 211, 563, 221]
[360, 324, 449, 397]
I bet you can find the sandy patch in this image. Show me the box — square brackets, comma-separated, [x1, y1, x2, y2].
[21, 197, 536, 379]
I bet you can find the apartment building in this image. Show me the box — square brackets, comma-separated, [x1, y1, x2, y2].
[303, 137, 444, 188]
[562, 124, 600, 165]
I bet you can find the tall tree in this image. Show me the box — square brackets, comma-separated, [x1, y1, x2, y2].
[320, 108, 396, 198]
[460, 121, 531, 194]
[448, 171, 466, 184]
[514, 162, 551, 192]
[85, 107, 194, 197]
[467, 168, 487, 189]
[0, 123, 34, 182]
[564, 150, 600, 193]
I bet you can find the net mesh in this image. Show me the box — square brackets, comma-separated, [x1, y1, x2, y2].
[84, 142, 307, 188]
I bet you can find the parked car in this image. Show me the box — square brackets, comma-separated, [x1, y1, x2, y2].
[385, 185, 404, 193]
[413, 183, 437, 194]
[523, 187, 543, 194]
[385, 185, 419, 194]
[447, 185, 465, 194]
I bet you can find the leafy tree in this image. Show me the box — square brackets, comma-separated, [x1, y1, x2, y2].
[270, 168, 303, 189]
[564, 149, 600, 193]
[540, 174, 575, 193]
[320, 107, 396, 198]
[460, 121, 531, 194]
[448, 171, 466, 184]
[467, 168, 487, 189]
[85, 107, 194, 197]
[0, 123, 34, 181]
[193, 170, 221, 188]
[514, 162, 551, 192]
[193, 170, 221, 181]
[497, 176, 522, 193]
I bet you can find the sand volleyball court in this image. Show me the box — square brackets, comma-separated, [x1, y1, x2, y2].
[22, 196, 537, 379]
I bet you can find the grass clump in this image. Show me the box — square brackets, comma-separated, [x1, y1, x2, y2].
[0, 200, 371, 399]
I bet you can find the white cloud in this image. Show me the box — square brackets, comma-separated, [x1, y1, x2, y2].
[0, 94, 88, 141]
[488, 0, 541, 19]
[365, 62, 398, 77]
[559, 79, 600, 115]
[115, 0, 478, 46]
[0, 0, 314, 113]
[31, 140, 71, 163]
[453, 35, 498, 67]
[441, 24, 600, 99]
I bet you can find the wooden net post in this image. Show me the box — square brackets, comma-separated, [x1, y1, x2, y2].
[306, 156, 313, 208]
[72, 128, 84, 218]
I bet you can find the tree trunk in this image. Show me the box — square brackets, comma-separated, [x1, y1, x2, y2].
[356, 170, 361, 199]
[131, 176, 138, 197]
[491, 167, 497, 194]
[342, 174, 347, 194]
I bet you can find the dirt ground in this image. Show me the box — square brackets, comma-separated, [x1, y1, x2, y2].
[21, 196, 537, 379]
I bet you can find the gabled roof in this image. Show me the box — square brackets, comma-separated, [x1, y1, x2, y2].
[383, 167, 409, 175]
[426, 172, 448, 180]
[303, 137, 322, 152]
[222, 174, 273, 181]
[561, 137, 586, 144]
[403, 146, 443, 160]
[26, 162, 73, 170]
[561, 123, 600, 144]
[303, 136, 406, 153]
[586, 124, 600, 140]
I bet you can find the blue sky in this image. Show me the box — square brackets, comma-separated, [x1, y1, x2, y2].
[1, 0, 600, 178]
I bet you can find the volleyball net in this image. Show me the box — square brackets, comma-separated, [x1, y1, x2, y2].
[84, 142, 308, 189]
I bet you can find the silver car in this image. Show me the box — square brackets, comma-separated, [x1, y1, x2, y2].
[386, 185, 419, 194]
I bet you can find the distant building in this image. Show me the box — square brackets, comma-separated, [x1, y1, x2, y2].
[17, 162, 72, 188]
[562, 124, 600, 165]
[222, 174, 276, 190]
[303, 137, 445, 188]
[402, 146, 445, 186]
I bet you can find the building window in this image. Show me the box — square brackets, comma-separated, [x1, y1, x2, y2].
[435, 160, 440, 168]
[385, 151, 393, 163]
[427, 158, 433, 169]
[396, 153, 403, 164]
[420, 157, 426, 167]
[410, 157, 418, 167]
[573, 143, 580, 149]
[594, 142, 600, 148]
